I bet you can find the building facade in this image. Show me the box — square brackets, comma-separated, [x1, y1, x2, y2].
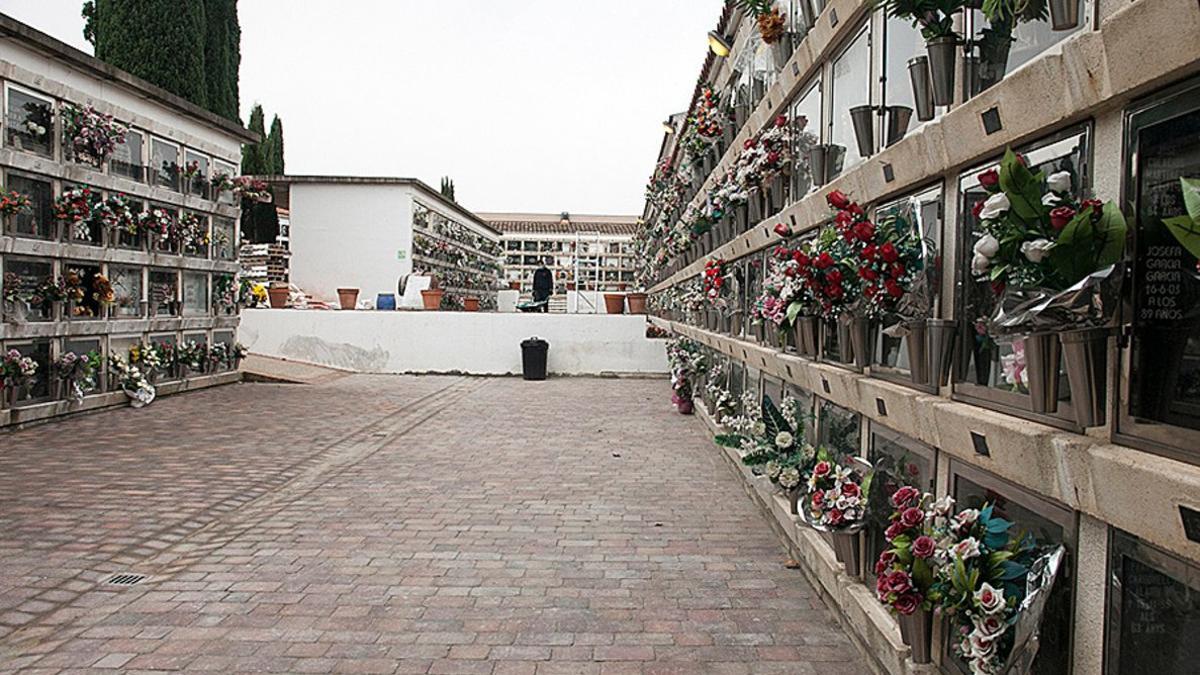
[641, 1, 1200, 673]
[0, 15, 253, 428]
[264, 177, 503, 309]
[481, 212, 638, 295]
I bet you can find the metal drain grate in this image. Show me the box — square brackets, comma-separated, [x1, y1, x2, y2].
[104, 573, 148, 586]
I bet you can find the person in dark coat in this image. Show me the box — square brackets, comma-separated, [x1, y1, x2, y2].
[532, 260, 553, 313]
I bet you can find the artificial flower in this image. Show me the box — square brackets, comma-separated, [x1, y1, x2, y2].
[978, 193, 1010, 221]
[1020, 238, 1055, 263]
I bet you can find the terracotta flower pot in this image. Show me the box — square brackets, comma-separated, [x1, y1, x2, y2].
[463, 296, 480, 312]
[566, 282, 576, 291]
[420, 289, 445, 310]
[267, 286, 289, 309]
[676, 398, 694, 415]
[336, 287, 359, 310]
[617, 282, 628, 291]
[604, 294, 625, 314]
[509, 281, 521, 291]
[626, 293, 648, 315]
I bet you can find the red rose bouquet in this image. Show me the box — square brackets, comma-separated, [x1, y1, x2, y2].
[874, 488, 948, 616]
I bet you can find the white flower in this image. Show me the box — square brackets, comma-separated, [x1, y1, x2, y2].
[973, 234, 1000, 259]
[775, 431, 794, 449]
[953, 509, 980, 530]
[972, 613, 1007, 637]
[1046, 171, 1072, 193]
[968, 630, 997, 659]
[778, 467, 800, 489]
[971, 253, 991, 276]
[1020, 238, 1055, 263]
[765, 461, 781, 479]
[978, 193, 1010, 221]
[974, 582, 1006, 614]
[932, 495, 955, 517]
[953, 537, 982, 561]
[753, 421, 767, 436]
[1041, 192, 1061, 207]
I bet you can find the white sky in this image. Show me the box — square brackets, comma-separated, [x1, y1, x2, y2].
[0, 0, 724, 215]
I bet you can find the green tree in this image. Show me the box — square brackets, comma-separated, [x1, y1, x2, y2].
[241, 104, 266, 174]
[91, 0, 209, 111]
[85, 1, 241, 122]
[265, 115, 285, 174]
[202, 0, 240, 120]
[440, 177, 456, 202]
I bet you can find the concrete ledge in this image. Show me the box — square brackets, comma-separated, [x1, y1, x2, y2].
[0, 370, 240, 430]
[693, 399, 921, 675]
[239, 309, 668, 376]
[661, 317, 1200, 565]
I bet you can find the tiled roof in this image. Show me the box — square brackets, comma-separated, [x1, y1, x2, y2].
[479, 213, 639, 237]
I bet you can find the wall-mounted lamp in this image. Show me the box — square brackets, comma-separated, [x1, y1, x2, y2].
[662, 120, 676, 135]
[707, 31, 732, 58]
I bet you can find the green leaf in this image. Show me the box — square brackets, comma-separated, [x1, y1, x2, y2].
[1164, 177, 1200, 261]
[1094, 202, 1128, 269]
[999, 560, 1027, 581]
[999, 149, 1044, 223]
[785, 302, 803, 326]
[762, 396, 791, 439]
[913, 557, 934, 589]
[1164, 215, 1200, 261]
[1182, 177, 1200, 221]
[714, 434, 744, 448]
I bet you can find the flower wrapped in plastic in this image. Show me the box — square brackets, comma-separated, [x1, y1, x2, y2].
[970, 149, 1127, 336]
[799, 452, 873, 535]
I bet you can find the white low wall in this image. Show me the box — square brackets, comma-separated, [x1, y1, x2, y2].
[238, 309, 668, 376]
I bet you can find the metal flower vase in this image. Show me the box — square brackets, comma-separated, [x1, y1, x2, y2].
[767, 174, 786, 213]
[1060, 326, 1109, 428]
[733, 203, 749, 233]
[788, 487, 803, 515]
[849, 316, 872, 369]
[1023, 333, 1062, 414]
[772, 35, 793, 69]
[907, 56, 936, 121]
[747, 190, 763, 227]
[926, 319, 957, 388]
[807, 145, 829, 188]
[884, 106, 914, 147]
[925, 36, 957, 107]
[849, 105, 875, 158]
[829, 531, 862, 577]
[1049, 0, 1081, 30]
[904, 320, 929, 386]
[897, 608, 933, 664]
[794, 316, 820, 358]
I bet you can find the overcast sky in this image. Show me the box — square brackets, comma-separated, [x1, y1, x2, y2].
[0, 0, 723, 215]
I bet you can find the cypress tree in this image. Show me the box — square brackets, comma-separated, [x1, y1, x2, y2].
[241, 104, 266, 174]
[87, 1, 241, 121]
[93, 0, 209, 111]
[440, 177, 456, 202]
[265, 115, 285, 174]
[202, 0, 240, 120]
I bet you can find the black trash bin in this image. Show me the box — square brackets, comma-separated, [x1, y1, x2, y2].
[521, 337, 549, 381]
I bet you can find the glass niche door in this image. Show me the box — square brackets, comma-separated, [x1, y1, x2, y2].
[872, 183, 944, 391]
[954, 125, 1091, 431]
[1119, 75, 1200, 464]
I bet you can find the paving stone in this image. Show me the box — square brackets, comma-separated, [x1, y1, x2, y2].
[0, 376, 866, 672]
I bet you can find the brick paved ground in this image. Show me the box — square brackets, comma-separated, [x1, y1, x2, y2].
[0, 376, 866, 674]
